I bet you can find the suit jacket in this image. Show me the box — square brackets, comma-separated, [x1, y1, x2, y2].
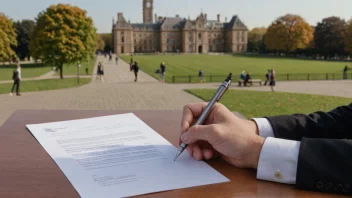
[266, 103, 352, 195]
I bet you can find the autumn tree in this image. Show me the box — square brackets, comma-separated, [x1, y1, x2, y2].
[96, 34, 105, 52]
[0, 13, 17, 63]
[265, 14, 313, 53]
[314, 17, 347, 58]
[14, 20, 35, 60]
[247, 27, 266, 53]
[30, 4, 97, 79]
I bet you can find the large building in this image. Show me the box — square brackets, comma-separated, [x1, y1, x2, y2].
[112, 0, 248, 54]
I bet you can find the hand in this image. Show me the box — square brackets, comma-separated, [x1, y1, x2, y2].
[180, 103, 264, 169]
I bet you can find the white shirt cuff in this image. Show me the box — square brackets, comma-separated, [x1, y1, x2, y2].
[252, 118, 275, 138]
[257, 137, 300, 184]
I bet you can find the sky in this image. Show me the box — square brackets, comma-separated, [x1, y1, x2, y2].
[1, 0, 352, 33]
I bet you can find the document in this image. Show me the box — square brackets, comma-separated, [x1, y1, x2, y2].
[27, 113, 229, 198]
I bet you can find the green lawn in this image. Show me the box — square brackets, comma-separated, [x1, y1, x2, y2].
[186, 89, 351, 118]
[0, 63, 51, 81]
[0, 78, 90, 95]
[56, 58, 97, 76]
[120, 55, 351, 83]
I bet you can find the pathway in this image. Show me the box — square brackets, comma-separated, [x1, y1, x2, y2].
[0, 56, 202, 126]
[0, 70, 91, 84]
[0, 56, 351, 126]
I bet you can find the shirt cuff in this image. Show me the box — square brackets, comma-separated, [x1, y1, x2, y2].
[257, 137, 300, 184]
[252, 118, 275, 138]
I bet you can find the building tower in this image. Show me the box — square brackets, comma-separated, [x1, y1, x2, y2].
[143, 0, 153, 24]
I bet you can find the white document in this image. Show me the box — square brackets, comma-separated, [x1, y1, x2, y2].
[27, 113, 229, 198]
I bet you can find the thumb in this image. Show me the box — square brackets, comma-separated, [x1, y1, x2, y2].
[181, 124, 221, 144]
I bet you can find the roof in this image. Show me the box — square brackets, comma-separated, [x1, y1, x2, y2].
[226, 15, 247, 29]
[161, 17, 185, 30]
[131, 23, 161, 30]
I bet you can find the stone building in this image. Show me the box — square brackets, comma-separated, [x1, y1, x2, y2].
[112, 0, 248, 54]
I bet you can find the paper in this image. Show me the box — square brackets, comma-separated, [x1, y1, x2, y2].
[27, 113, 229, 198]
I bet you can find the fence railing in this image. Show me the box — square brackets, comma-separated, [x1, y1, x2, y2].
[171, 72, 352, 83]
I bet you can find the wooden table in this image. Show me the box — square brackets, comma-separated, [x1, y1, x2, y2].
[0, 110, 345, 198]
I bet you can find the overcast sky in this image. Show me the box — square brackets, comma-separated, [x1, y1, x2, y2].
[1, 0, 352, 33]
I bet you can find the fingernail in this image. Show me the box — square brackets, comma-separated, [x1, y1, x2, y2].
[181, 132, 188, 142]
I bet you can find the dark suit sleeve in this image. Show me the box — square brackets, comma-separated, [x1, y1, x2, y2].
[297, 138, 352, 194]
[266, 103, 352, 141]
[265, 103, 352, 194]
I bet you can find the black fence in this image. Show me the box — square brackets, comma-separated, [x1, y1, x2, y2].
[171, 72, 352, 83]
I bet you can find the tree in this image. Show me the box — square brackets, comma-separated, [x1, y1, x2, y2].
[30, 4, 97, 79]
[247, 27, 266, 53]
[314, 17, 346, 58]
[13, 20, 35, 60]
[96, 34, 105, 52]
[0, 13, 17, 63]
[345, 20, 352, 56]
[100, 33, 113, 53]
[265, 14, 314, 53]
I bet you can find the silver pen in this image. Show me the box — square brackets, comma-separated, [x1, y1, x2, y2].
[174, 73, 233, 161]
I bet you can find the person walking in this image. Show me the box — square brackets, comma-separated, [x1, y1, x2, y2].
[97, 62, 104, 82]
[115, 56, 119, 65]
[160, 62, 166, 83]
[199, 69, 204, 83]
[269, 69, 276, 92]
[264, 69, 271, 86]
[10, 63, 22, 96]
[343, 65, 348, 80]
[132, 61, 139, 82]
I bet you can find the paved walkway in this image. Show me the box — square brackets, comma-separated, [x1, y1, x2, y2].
[0, 56, 351, 126]
[172, 80, 352, 98]
[0, 56, 202, 126]
[0, 70, 91, 84]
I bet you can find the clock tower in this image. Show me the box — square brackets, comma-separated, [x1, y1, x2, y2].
[143, 0, 153, 24]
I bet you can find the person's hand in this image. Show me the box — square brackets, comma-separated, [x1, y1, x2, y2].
[180, 103, 265, 169]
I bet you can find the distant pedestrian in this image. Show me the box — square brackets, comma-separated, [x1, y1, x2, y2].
[10, 63, 21, 96]
[343, 65, 348, 80]
[270, 69, 276, 92]
[97, 62, 104, 82]
[264, 69, 271, 86]
[132, 61, 139, 82]
[109, 54, 112, 62]
[199, 69, 204, 83]
[240, 71, 246, 81]
[85, 67, 89, 75]
[244, 72, 251, 86]
[160, 62, 166, 82]
[115, 56, 119, 65]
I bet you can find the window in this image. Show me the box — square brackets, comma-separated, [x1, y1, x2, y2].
[198, 33, 202, 39]
[121, 37, 124, 43]
[144, 40, 147, 45]
[121, 31, 124, 36]
[198, 24, 201, 28]
[189, 44, 193, 52]
[134, 39, 137, 44]
[189, 37, 192, 42]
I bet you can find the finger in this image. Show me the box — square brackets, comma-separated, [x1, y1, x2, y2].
[179, 103, 207, 145]
[181, 124, 222, 145]
[180, 103, 208, 133]
[192, 144, 203, 160]
[202, 149, 214, 160]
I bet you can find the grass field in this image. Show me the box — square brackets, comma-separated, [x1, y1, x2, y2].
[0, 78, 90, 95]
[0, 63, 51, 81]
[186, 89, 351, 118]
[55, 58, 97, 76]
[120, 55, 351, 83]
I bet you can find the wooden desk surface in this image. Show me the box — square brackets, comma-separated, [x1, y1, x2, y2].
[0, 110, 344, 198]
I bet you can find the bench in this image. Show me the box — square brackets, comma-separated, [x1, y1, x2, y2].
[238, 79, 262, 86]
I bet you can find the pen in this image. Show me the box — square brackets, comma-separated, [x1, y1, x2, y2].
[174, 73, 233, 161]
